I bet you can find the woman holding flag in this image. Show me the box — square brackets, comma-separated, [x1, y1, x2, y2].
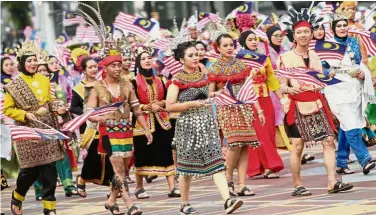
[324, 14, 376, 175]
[238, 30, 284, 179]
[208, 23, 265, 197]
[4, 40, 65, 215]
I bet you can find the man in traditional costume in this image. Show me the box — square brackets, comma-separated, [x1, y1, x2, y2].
[277, 6, 354, 196]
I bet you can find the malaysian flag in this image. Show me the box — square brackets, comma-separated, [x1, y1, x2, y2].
[61, 101, 125, 133]
[8, 124, 69, 140]
[253, 28, 268, 40]
[75, 25, 100, 43]
[275, 68, 341, 88]
[152, 38, 172, 51]
[162, 56, 181, 76]
[236, 49, 267, 70]
[318, 3, 334, 16]
[63, 11, 85, 26]
[349, 29, 376, 57]
[315, 40, 347, 61]
[237, 2, 253, 15]
[215, 77, 257, 106]
[197, 12, 221, 30]
[114, 12, 156, 38]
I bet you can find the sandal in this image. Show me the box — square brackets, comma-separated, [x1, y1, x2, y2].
[43, 209, 57, 215]
[11, 199, 22, 215]
[263, 170, 280, 179]
[180, 204, 198, 215]
[135, 188, 149, 199]
[291, 186, 312, 196]
[104, 203, 124, 215]
[227, 181, 236, 197]
[363, 161, 376, 175]
[127, 205, 142, 215]
[76, 175, 87, 198]
[328, 181, 354, 194]
[145, 175, 157, 183]
[301, 154, 315, 165]
[167, 187, 181, 198]
[336, 167, 355, 175]
[237, 187, 255, 196]
[224, 198, 243, 214]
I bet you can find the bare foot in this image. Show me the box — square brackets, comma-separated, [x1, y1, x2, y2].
[11, 205, 22, 215]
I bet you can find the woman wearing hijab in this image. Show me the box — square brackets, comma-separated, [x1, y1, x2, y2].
[324, 17, 376, 175]
[131, 47, 180, 199]
[238, 30, 284, 179]
[4, 40, 65, 215]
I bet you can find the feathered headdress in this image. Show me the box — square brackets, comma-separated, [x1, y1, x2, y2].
[73, 1, 122, 67]
[280, 6, 324, 42]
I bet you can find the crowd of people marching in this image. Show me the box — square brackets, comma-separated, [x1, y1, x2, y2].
[1, 1, 376, 215]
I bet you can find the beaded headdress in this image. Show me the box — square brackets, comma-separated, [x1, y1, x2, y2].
[170, 17, 191, 50]
[132, 44, 154, 57]
[280, 5, 324, 42]
[209, 22, 229, 42]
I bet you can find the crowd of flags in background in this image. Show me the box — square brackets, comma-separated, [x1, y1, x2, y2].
[3, 2, 376, 141]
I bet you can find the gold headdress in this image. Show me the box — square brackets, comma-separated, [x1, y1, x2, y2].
[70, 48, 90, 66]
[15, 40, 42, 59]
[37, 51, 49, 65]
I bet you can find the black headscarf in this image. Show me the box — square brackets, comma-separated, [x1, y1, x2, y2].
[134, 52, 153, 85]
[18, 55, 36, 76]
[47, 55, 60, 83]
[266, 25, 282, 53]
[239, 30, 256, 50]
[331, 19, 349, 42]
[1, 57, 12, 85]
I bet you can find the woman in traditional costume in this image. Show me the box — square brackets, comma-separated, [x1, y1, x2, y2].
[1, 56, 17, 191]
[237, 30, 284, 179]
[207, 23, 265, 197]
[276, 7, 354, 196]
[324, 15, 376, 175]
[131, 45, 180, 199]
[69, 48, 115, 198]
[195, 41, 212, 70]
[166, 39, 243, 215]
[4, 40, 65, 215]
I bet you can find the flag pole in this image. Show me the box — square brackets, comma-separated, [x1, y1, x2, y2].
[33, 118, 69, 138]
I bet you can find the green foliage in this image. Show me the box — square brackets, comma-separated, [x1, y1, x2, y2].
[2, 1, 32, 28]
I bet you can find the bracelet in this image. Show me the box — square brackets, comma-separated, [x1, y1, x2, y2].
[257, 110, 264, 115]
[146, 104, 152, 111]
[140, 104, 145, 111]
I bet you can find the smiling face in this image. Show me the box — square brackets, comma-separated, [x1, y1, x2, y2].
[245, 33, 258, 51]
[25, 56, 38, 74]
[271, 30, 283, 46]
[195, 43, 206, 60]
[47, 57, 59, 72]
[84, 59, 98, 79]
[335, 20, 349, 38]
[218, 37, 234, 58]
[140, 52, 152, 70]
[105, 61, 122, 79]
[293, 26, 313, 47]
[2, 58, 13, 75]
[181, 46, 199, 70]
